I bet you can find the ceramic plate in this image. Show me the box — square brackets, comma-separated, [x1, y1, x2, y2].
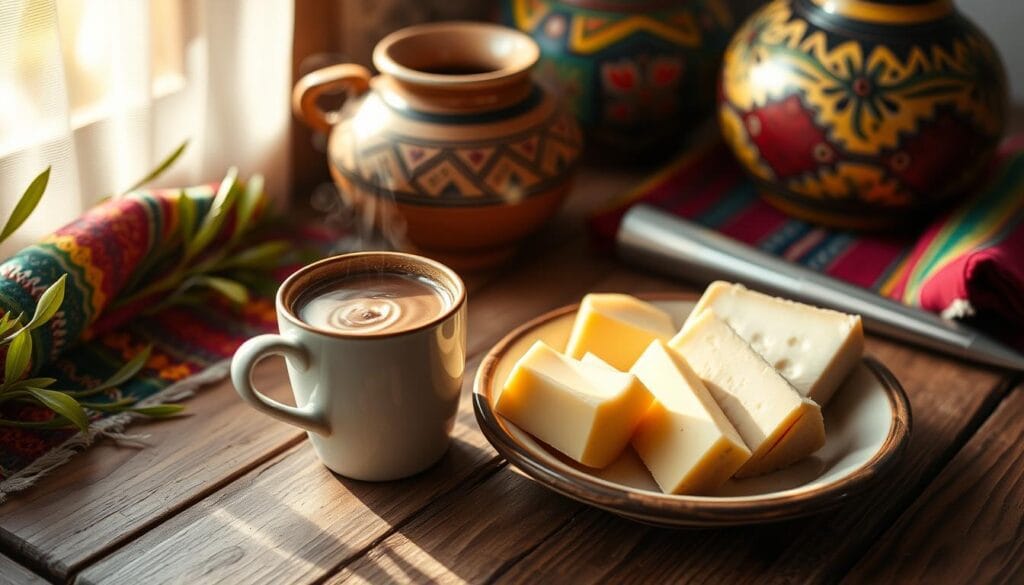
[473, 293, 912, 528]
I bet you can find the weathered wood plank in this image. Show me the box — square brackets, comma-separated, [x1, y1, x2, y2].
[0, 358, 305, 580]
[76, 380, 502, 585]
[0, 552, 45, 585]
[481, 338, 1011, 584]
[326, 468, 579, 585]
[844, 385, 1024, 584]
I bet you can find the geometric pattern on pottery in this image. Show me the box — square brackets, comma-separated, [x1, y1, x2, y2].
[510, 0, 737, 137]
[719, 0, 1007, 212]
[566, 10, 702, 54]
[333, 107, 583, 207]
[513, 0, 711, 54]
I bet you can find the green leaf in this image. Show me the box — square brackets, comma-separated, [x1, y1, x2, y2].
[24, 387, 89, 432]
[0, 312, 21, 337]
[131, 404, 185, 417]
[221, 240, 289, 270]
[4, 376, 57, 391]
[186, 168, 239, 260]
[0, 167, 50, 244]
[234, 174, 264, 243]
[94, 345, 152, 392]
[4, 330, 32, 383]
[1, 278, 66, 345]
[122, 140, 189, 194]
[177, 190, 197, 246]
[25, 274, 67, 331]
[196, 276, 249, 304]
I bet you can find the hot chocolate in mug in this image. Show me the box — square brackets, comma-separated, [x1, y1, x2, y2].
[230, 252, 466, 481]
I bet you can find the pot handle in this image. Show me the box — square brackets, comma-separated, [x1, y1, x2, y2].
[292, 64, 372, 134]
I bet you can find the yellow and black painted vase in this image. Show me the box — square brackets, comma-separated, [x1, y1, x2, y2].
[719, 0, 1008, 229]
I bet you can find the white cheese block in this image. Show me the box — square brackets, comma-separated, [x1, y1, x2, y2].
[626, 341, 751, 494]
[495, 341, 653, 468]
[565, 293, 677, 371]
[687, 281, 863, 406]
[669, 311, 825, 477]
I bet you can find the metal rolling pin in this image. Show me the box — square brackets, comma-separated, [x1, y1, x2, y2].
[616, 204, 1024, 371]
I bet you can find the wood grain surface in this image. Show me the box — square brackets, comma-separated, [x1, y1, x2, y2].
[0, 160, 1019, 584]
[0, 359, 305, 580]
[0, 552, 44, 585]
[77, 398, 500, 585]
[845, 383, 1024, 584]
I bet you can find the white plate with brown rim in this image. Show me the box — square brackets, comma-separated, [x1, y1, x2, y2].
[472, 293, 912, 528]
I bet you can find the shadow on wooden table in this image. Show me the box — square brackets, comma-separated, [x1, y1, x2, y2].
[333, 434, 501, 583]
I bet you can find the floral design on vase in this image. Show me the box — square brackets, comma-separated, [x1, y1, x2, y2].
[507, 0, 741, 151]
[718, 0, 1009, 229]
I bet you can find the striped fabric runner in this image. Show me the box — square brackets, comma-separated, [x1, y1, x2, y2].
[592, 136, 1024, 344]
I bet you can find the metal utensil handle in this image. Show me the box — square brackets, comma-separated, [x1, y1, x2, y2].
[616, 204, 975, 352]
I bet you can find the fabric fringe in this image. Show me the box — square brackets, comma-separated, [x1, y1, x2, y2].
[941, 298, 976, 320]
[0, 359, 232, 504]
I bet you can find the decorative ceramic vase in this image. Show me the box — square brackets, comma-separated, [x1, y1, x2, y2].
[505, 0, 742, 152]
[293, 22, 583, 270]
[719, 0, 1008, 229]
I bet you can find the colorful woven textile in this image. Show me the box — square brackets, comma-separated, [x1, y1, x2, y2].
[592, 136, 1024, 345]
[0, 186, 307, 498]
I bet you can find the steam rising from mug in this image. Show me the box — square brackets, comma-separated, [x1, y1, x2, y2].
[311, 95, 409, 255]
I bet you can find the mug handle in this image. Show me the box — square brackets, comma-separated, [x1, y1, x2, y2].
[230, 334, 331, 436]
[292, 63, 372, 134]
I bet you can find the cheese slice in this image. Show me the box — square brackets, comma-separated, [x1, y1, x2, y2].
[495, 341, 653, 468]
[670, 311, 825, 477]
[565, 293, 676, 370]
[625, 341, 751, 494]
[688, 281, 863, 406]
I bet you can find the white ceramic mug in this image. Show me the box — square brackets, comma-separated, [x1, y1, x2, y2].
[230, 252, 466, 481]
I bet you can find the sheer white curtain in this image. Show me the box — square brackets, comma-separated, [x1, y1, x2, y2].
[0, 0, 294, 255]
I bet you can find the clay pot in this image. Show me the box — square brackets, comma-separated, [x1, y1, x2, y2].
[293, 22, 583, 270]
[718, 0, 1008, 229]
[504, 0, 746, 153]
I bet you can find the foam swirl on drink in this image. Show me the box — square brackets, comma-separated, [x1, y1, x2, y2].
[327, 296, 400, 332]
[297, 272, 450, 335]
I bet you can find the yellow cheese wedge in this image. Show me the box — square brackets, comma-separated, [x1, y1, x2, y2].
[565, 293, 676, 370]
[688, 281, 863, 406]
[669, 311, 825, 477]
[626, 341, 751, 494]
[495, 341, 653, 468]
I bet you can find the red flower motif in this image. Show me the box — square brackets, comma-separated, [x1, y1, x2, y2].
[651, 58, 682, 88]
[745, 95, 838, 178]
[602, 62, 637, 92]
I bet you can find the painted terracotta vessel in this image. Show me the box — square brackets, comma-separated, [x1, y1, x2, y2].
[293, 22, 583, 270]
[719, 0, 1008, 229]
[505, 0, 742, 152]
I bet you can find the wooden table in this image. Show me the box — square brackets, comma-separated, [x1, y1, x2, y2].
[1, 164, 1022, 585]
